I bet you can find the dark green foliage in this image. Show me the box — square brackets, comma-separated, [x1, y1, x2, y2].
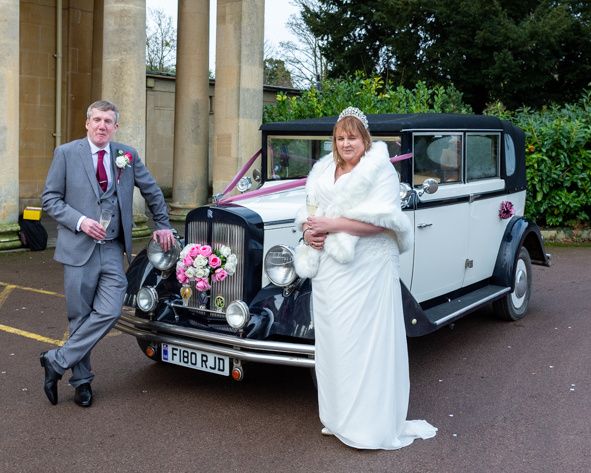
[302, 0, 591, 112]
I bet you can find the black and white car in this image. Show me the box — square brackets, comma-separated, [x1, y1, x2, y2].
[117, 113, 551, 381]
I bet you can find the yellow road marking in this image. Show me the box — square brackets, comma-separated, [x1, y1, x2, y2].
[0, 285, 15, 307]
[0, 280, 120, 345]
[0, 281, 64, 298]
[0, 324, 64, 346]
[0, 284, 64, 346]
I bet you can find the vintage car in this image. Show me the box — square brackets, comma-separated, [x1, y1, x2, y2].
[116, 113, 551, 381]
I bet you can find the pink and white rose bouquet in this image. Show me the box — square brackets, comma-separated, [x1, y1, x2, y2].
[176, 243, 237, 292]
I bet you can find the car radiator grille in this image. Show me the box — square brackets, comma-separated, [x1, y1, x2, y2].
[186, 219, 245, 316]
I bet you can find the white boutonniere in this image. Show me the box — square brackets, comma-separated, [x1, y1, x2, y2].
[115, 149, 133, 182]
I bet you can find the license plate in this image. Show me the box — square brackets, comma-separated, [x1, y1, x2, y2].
[161, 343, 229, 376]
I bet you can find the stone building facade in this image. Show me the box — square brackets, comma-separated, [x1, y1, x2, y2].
[0, 0, 296, 249]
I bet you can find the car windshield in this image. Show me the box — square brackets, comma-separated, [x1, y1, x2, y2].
[265, 135, 403, 181]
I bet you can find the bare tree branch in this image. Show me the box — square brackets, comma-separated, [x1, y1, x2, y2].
[276, 0, 327, 88]
[146, 8, 177, 73]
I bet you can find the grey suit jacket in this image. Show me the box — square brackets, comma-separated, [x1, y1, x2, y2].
[42, 138, 170, 266]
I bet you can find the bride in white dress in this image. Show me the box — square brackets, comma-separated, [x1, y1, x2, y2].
[295, 107, 437, 450]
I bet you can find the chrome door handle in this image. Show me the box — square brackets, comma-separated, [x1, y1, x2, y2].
[417, 223, 433, 229]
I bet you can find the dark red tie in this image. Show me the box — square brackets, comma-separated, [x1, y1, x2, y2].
[96, 149, 108, 192]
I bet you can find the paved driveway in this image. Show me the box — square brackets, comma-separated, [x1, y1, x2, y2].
[0, 245, 589, 473]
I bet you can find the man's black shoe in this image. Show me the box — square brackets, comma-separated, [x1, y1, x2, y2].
[40, 352, 62, 405]
[74, 383, 93, 407]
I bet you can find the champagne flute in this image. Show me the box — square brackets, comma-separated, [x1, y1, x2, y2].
[96, 209, 111, 244]
[306, 193, 318, 216]
[180, 284, 192, 307]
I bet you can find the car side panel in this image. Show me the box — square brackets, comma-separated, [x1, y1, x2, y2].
[411, 200, 469, 302]
[465, 189, 526, 285]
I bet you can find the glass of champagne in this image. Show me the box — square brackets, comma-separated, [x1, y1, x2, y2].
[180, 284, 192, 307]
[96, 209, 111, 244]
[306, 193, 318, 216]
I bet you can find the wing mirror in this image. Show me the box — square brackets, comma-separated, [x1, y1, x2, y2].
[252, 168, 262, 183]
[400, 178, 439, 209]
[420, 178, 439, 195]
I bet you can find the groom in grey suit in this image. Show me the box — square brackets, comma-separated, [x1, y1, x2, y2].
[41, 100, 174, 407]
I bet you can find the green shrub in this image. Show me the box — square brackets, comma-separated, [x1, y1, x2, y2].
[263, 76, 471, 123]
[265, 76, 591, 228]
[486, 90, 591, 227]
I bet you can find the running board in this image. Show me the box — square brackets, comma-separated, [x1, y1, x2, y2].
[424, 285, 511, 326]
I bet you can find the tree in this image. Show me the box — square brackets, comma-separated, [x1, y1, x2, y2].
[278, 0, 328, 88]
[264, 58, 294, 87]
[146, 8, 177, 73]
[302, 0, 591, 111]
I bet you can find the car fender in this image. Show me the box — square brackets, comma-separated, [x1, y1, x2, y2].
[492, 217, 550, 289]
[124, 249, 151, 307]
[123, 249, 182, 311]
[263, 278, 438, 339]
[247, 279, 314, 341]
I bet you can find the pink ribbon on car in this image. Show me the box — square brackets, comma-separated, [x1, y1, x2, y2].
[218, 151, 412, 204]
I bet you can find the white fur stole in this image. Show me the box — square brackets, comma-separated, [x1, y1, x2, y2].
[294, 141, 413, 278]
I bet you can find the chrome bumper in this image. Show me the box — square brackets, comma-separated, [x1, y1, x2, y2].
[116, 309, 315, 368]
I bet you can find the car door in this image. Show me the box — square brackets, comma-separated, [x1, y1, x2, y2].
[463, 132, 528, 286]
[463, 132, 506, 285]
[410, 133, 469, 302]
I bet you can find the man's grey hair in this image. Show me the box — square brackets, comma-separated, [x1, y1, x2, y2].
[86, 100, 120, 124]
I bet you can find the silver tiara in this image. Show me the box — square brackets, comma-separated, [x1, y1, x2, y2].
[337, 106, 369, 129]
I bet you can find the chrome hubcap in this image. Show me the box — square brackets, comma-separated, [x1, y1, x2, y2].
[511, 259, 528, 308]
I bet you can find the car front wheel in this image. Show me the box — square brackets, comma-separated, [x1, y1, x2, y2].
[494, 247, 532, 321]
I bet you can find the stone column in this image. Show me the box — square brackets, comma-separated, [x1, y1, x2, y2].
[0, 0, 21, 250]
[102, 0, 150, 237]
[169, 0, 210, 221]
[213, 0, 265, 194]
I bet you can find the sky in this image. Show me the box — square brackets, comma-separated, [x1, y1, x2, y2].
[146, 0, 300, 70]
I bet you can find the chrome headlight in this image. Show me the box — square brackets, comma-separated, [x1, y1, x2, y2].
[226, 300, 250, 329]
[264, 245, 297, 287]
[147, 237, 181, 271]
[400, 182, 412, 209]
[136, 286, 158, 312]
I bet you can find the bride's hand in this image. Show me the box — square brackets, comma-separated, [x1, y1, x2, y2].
[304, 220, 327, 250]
[306, 216, 334, 234]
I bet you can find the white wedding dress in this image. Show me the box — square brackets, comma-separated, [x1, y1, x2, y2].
[312, 163, 437, 450]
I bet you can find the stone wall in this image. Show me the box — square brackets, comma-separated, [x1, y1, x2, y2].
[19, 0, 94, 208]
[145, 74, 295, 198]
[18, 1, 297, 208]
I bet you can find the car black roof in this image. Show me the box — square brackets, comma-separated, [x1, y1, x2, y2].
[261, 113, 507, 134]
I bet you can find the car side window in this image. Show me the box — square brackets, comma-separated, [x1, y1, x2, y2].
[466, 133, 500, 181]
[413, 133, 462, 186]
[504, 134, 516, 177]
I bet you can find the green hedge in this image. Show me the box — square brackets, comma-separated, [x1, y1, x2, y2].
[264, 77, 591, 228]
[485, 91, 591, 227]
[263, 76, 471, 123]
